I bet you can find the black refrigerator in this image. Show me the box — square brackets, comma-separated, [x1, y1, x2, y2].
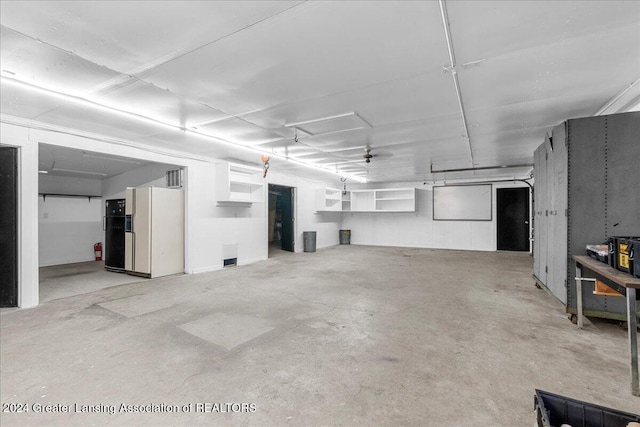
[105, 199, 126, 272]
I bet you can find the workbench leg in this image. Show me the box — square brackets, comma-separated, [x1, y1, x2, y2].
[575, 265, 583, 329]
[627, 288, 639, 397]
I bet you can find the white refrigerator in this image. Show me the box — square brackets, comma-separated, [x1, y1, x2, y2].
[124, 186, 184, 278]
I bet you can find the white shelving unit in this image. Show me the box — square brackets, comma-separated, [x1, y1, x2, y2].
[349, 188, 416, 212]
[315, 187, 416, 213]
[216, 162, 264, 206]
[374, 188, 416, 212]
[316, 188, 342, 211]
[342, 191, 351, 212]
[350, 190, 375, 211]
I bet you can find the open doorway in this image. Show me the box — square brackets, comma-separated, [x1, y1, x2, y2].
[37, 144, 185, 302]
[268, 184, 295, 257]
[496, 187, 530, 251]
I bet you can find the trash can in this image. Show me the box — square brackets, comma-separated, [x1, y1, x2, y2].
[339, 229, 351, 245]
[303, 231, 316, 253]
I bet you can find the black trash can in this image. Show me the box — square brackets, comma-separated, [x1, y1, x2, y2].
[339, 229, 351, 245]
[303, 231, 316, 253]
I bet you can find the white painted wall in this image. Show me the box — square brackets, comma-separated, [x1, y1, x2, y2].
[37, 174, 104, 267]
[38, 196, 103, 266]
[1, 124, 39, 308]
[164, 159, 269, 274]
[341, 181, 532, 252]
[39, 174, 102, 196]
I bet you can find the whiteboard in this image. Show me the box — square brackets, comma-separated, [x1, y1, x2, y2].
[433, 185, 492, 221]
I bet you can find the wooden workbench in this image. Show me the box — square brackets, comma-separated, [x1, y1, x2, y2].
[573, 255, 640, 396]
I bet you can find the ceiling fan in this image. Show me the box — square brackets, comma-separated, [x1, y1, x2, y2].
[363, 147, 375, 163]
[362, 147, 392, 163]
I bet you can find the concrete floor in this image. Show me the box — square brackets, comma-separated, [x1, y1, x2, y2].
[39, 261, 145, 303]
[1, 245, 638, 426]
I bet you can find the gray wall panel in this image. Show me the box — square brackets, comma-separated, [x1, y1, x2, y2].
[546, 134, 564, 301]
[551, 124, 568, 304]
[533, 145, 542, 280]
[538, 142, 548, 285]
[606, 112, 640, 237]
[567, 116, 607, 309]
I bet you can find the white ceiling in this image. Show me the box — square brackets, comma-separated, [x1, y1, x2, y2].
[38, 143, 155, 180]
[1, 1, 639, 183]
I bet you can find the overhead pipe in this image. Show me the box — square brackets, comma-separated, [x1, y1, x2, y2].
[438, 0, 474, 166]
[430, 163, 534, 174]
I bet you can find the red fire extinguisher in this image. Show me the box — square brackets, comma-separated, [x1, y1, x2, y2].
[94, 243, 103, 261]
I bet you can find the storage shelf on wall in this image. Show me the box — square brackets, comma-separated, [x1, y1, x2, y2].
[318, 188, 416, 213]
[316, 187, 342, 211]
[342, 191, 351, 212]
[39, 193, 101, 202]
[374, 188, 416, 212]
[216, 162, 264, 206]
[350, 190, 375, 211]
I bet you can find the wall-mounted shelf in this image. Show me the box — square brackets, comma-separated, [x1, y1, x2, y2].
[316, 187, 342, 211]
[216, 162, 264, 206]
[374, 188, 416, 212]
[342, 191, 351, 212]
[317, 188, 416, 212]
[39, 193, 101, 202]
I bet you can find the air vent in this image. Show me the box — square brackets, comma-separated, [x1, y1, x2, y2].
[166, 169, 183, 188]
[223, 258, 237, 268]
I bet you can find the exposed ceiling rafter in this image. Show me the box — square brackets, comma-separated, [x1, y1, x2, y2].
[438, 0, 474, 167]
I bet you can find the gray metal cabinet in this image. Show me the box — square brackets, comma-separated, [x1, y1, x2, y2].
[534, 111, 640, 319]
[533, 145, 543, 282]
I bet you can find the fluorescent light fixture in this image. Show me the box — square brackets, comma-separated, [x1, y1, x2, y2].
[1, 76, 366, 183]
[52, 167, 108, 177]
[1, 76, 182, 133]
[82, 152, 141, 165]
[431, 163, 533, 174]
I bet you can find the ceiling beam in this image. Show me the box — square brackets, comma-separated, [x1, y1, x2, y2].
[438, 0, 474, 167]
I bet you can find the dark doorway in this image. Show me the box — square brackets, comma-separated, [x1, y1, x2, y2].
[0, 146, 19, 307]
[497, 187, 530, 252]
[268, 184, 295, 255]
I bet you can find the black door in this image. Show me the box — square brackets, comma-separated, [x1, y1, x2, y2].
[279, 186, 295, 252]
[497, 187, 530, 251]
[0, 146, 18, 307]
